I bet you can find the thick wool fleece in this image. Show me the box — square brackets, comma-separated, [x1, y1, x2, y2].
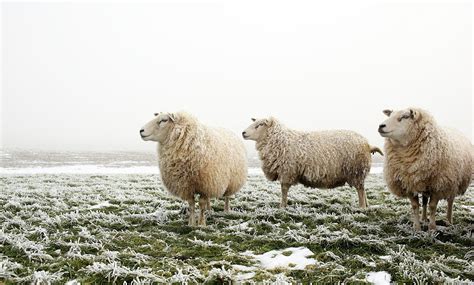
[384, 109, 472, 200]
[256, 118, 378, 190]
[157, 112, 247, 201]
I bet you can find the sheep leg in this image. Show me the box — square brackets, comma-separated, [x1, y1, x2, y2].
[224, 196, 230, 213]
[428, 196, 439, 231]
[356, 187, 368, 208]
[206, 199, 211, 211]
[187, 198, 196, 226]
[198, 196, 209, 226]
[446, 197, 454, 226]
[408, 195, 421, 231]
[421, 195, 429, 223]
[280, 183, 290, 208]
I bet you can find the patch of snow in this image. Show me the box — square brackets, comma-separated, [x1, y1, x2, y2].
[88, 201, 115, 210]
[232, 265, 256, 271]
[366, 271, 391, 285]
[227, 222, 251, 231]
[461, 205, 474, 214]
[379, 255, 392, 261]
[231, 265, 257, 281]
[234, 271, 256, 281]
[370, 166, 383, 174]
[248, 167, 264, 176]
[65, 280, 81, 285]
[244, 247, 316, 270]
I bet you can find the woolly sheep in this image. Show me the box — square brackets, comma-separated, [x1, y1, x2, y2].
[378, 108, 472, 231]
[140, 112, 247, 226]
[242, 117, 383, 208]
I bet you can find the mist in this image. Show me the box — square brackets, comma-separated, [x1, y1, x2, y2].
[1, 1, 472, 154]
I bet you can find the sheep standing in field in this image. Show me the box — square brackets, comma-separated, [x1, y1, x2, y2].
[140, 112, 247, 226]
[242, 117, 383, 208]
[378, 108, 472, 231]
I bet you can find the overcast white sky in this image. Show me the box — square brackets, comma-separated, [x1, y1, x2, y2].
[1, 1, 472, 153]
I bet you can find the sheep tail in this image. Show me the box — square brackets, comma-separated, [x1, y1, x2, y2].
[370, 146, 383, 156]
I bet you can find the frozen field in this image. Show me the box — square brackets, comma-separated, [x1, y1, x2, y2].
[0, 151, 473, 283]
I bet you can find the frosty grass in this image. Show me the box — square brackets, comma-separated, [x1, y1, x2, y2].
[1, 173, 473, 283]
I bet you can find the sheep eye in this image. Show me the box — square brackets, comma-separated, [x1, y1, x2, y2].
[158, 119, 168, 124]
[398, 114, 411, 122]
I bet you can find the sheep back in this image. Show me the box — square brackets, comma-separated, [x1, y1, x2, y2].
[257, 122, 373, 189]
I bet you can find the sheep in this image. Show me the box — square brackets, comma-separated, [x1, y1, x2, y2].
[140, 111, 247, 226]
[378, 108, 472, 231]
[242, 117, 383, 208]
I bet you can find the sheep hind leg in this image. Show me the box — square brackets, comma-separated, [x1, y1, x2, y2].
[198, 196, 209, 226]
[356, 186, 368, 208]
[187, 198, 196, 227]
[446, 197, 454, 226]
[421, 195, 429, 223]
[280, 183, 290, 208]
[428, 196, 439, 231]
[409, 195, 421, 231]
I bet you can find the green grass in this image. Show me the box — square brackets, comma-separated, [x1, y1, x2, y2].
[0, 174, 473, 283]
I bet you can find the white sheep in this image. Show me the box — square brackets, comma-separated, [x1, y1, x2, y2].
[242, 117, 383, 208]
[140, 112, 247, 226]
[378, 107, 472, 230]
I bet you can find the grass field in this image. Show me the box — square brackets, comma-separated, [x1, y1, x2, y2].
[1, 173, 473, 284]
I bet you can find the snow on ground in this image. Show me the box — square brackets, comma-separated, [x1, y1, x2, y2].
[0, 165, 159, 174]
[244, 247, 316, 270]
[366, 271, 391, 285]
[88, 201, 115, 210]
[1, 170, 473, 283]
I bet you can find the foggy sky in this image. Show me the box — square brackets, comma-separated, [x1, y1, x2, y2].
[1, 1, 472, 154]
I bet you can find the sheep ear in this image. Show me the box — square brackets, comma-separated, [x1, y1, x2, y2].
[168, 113, 176, 122]
[383, 109, 392, 117]
[251, 118, 256, 122]
[408, 109, 418, 119]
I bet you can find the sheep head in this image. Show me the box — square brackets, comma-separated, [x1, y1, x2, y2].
[242, 117, 271, 141]
[140, 112, 177, 143]
[378, 108, 422, 145]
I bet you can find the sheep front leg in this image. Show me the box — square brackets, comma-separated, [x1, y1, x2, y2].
[198, 196, 209, 226]
[421, 195, 429, 223]
[408, 195, 421, 231]
[446, 197, 454, 225]
[356, 187, 368, 208]
[187, 198, 196, 226]
[280, 183, 290, 208]
[224, 196, 230, 213]
[428, 196, 439, 231]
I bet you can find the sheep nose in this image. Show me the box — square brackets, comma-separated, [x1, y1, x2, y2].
[242, 131, 246, 136]
[140, 129, 145, 134]
[378, 124, 386, 129]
